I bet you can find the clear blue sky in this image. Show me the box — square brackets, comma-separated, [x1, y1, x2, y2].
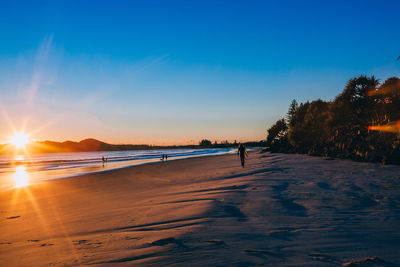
[0, 0, 399, 144]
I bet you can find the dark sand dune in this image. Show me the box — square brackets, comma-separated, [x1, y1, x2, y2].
[1, 152, 400, 266]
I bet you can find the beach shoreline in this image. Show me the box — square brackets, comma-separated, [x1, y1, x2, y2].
[1, 151, 400, 266]
[0, 147, 238, 191]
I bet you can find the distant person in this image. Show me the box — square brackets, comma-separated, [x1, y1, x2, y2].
[237, 143, 247, 168]
[102, 156, 106, 165]
[165, 154, 168, 161]
[161, 154, 165, 161]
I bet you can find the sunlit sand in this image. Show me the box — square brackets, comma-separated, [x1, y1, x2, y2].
[1, 152, 399, 266]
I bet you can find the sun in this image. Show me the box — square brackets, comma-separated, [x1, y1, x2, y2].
[8, 132, 29, 149]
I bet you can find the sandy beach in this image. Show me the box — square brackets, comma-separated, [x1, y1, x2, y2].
[1, 151, 400, 266]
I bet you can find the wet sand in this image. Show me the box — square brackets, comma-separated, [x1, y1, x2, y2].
[1, 152, 400, 266]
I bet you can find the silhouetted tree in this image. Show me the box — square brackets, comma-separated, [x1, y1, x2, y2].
[329, 75, 379, 158]
[266, 118, 290, 152]
[287, 99, 298, 127]
[199, 139, 212, 147]
[288, 100, 331, 155]
[267, 75, 400, 164]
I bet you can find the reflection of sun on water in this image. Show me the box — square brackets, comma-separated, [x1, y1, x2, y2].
[15, 155, 24, 161]
[13, 166, 29, 188]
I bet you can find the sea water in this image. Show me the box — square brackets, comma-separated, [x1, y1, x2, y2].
[0, 148, 236, 190]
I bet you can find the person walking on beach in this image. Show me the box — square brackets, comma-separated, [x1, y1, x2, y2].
[237, 143, 247, 168]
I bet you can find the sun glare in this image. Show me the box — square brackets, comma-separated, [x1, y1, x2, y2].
[13, 166, 29, 187]
[8, 132, 29, 149]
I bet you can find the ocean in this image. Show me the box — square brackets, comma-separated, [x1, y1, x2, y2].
[0, 148, 236, 190]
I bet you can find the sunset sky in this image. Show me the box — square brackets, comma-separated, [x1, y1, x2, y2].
[0, 0, 399, 145]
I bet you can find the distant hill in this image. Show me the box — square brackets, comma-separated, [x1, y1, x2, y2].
[28, 138, 153, 153]
[0, 138, 266, 154]
[0, 138, 152, 154]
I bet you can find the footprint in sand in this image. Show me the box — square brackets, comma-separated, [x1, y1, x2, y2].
[0, 242, 11, 245]
[27, 240, 40, 242]
[244, 249, 270, 254]
[40, 243, 54, 247]
[206, 239, 225, 245]
[267, 229, 290, 235]
[6, 216, 20, 219]
[150, 237, 177, 246]
[73, 240, 102, 247]
[309, 253, 333, 262]
[73, 240, 89, 245]
[267, 228, 304, 237]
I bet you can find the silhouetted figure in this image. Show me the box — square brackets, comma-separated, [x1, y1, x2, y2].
[237, 143, 247, 167]
[165, 154, 168, 161]
[161, 154, 165, 161]
[102, 156, 107, 165]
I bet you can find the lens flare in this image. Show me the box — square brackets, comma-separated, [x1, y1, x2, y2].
[8, 132, 29, 149]
[367, 121, 400, 134]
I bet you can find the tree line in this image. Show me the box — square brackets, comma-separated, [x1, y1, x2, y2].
[199, 139, 266, 148]
[266, 75, 400, 164]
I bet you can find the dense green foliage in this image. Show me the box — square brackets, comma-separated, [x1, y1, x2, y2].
[266, 75, 400, 164]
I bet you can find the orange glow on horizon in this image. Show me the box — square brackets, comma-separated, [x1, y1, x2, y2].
[8, 132, 29, 149]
